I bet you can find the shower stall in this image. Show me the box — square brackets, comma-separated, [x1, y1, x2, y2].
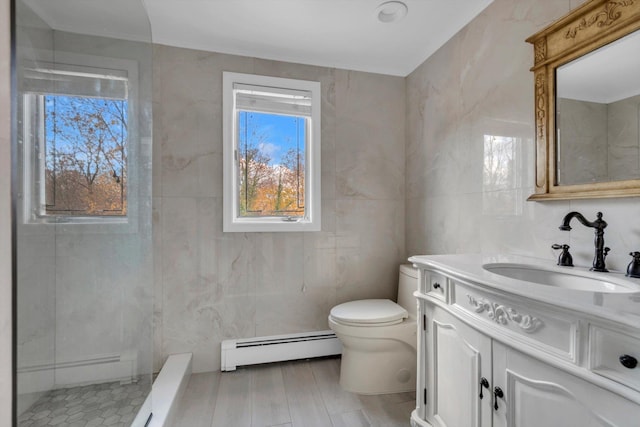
[13, 0, 154, 425]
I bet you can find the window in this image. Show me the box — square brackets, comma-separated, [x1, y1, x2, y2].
[42, 95, 127, 216]
[223, 72, 321, 232]
[22, 57, 134, 223]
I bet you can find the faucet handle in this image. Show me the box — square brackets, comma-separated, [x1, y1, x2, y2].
[552, 244, 573, 267]
[626, 252, 640, 278]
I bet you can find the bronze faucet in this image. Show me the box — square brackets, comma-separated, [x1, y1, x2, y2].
[559, 211, 610, 272]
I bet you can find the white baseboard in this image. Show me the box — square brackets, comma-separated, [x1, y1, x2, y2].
[17, 352, 137, 395]
[221, 330, 342, 371]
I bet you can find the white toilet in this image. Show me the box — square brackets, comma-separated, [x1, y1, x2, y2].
[328, 264, 418, 394]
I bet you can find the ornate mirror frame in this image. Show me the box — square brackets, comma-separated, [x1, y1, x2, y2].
[527, 0, 640, 201]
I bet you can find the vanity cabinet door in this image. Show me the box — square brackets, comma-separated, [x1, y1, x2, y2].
[426, 305, 492, 427]
[492, 341, 640, 427]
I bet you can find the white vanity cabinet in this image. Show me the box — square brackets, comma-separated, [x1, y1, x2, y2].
[421, 305, 491, 427]
[492, 341, 640, 427]
[410, 256, 640, 427]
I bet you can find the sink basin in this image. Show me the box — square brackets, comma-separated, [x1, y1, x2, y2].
[483, 263, 640, 293]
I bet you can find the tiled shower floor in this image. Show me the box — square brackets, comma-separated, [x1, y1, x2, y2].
[18, 379, 150, 427]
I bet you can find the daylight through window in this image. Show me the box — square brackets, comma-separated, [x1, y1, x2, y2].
[238, 111, 305, 218]
[22, 62, 130, 221]
[223, 72, 321, 232]
[44, 95, 127, 216]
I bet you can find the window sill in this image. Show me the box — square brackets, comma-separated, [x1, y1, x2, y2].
[223, 217, 320, 233]
[28, 215, 129, 225]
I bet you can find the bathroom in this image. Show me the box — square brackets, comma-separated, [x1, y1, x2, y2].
[1, 0, 640, 426]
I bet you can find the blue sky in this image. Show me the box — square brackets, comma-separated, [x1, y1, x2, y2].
[238, 111, 305, 165]
[44, 95, 127, 175]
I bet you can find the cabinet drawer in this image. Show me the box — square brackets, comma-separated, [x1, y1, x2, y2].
[451, 280, 578, 362]
[589, 325, 640, 392]
[423, 270, 447, 301]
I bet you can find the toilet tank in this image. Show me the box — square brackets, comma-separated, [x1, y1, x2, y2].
[397, 263, 418, 317]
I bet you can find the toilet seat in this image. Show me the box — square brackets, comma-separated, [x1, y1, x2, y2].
[330, 299, 408, 327]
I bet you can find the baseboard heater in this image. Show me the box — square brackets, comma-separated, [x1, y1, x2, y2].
[221, 330, 342, 371]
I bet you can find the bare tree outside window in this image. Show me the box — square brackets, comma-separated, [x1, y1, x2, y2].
[223, 72, 320, 232]
[237, 111, 305, 218]
[44, 95, 127, 216]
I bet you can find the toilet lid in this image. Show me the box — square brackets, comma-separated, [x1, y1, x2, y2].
[330, 299, 408, 326]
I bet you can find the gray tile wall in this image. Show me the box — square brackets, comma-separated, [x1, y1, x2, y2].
[405, 0, 640, 271]
[153, 45, 407, 372]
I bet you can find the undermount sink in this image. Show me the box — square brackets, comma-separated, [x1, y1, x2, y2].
[483, 263, 640, 293]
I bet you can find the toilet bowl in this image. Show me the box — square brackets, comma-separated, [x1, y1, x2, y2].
[328, 264, 418, 394]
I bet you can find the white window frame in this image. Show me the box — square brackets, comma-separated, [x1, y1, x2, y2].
[21, 52, 139, 227]
[223, 72, 321, 232]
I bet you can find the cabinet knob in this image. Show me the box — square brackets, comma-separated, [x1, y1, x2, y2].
[479, 377, 489, 399]
[433, 282, 441, 290]
[620, 354, 638, 369]
[493, 387, 504, 410]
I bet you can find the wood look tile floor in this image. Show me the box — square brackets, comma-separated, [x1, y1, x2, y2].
[172, 357, 415, 427]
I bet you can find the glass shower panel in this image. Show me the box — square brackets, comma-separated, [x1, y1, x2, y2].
[15, 0, 153, 425]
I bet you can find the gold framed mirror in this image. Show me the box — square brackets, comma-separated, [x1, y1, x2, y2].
[527, 0, 640, 201]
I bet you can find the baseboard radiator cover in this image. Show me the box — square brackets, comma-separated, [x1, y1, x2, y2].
[17, 351, 137, 395]
[221, 330, 342, 371]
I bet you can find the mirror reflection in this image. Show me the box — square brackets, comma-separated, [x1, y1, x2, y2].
[556, 30, 640, 186]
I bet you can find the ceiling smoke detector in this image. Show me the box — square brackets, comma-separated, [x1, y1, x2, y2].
[376, 1, 408, 24]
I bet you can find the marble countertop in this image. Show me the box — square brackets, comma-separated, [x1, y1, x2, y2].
[409, 253, 640, 329]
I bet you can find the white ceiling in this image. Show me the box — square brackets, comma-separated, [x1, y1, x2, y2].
[24, 0, 152, 43]
[23, 0, 494, 77]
